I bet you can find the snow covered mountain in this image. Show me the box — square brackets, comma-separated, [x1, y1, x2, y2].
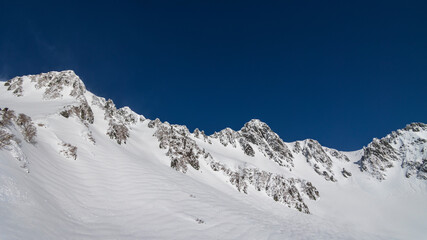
[0, 70, 426, 239]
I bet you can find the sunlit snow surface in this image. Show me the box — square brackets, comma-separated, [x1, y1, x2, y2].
[0, 72, 426, 240]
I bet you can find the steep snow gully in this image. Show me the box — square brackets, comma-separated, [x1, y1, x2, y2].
[0, 70, 426, 239]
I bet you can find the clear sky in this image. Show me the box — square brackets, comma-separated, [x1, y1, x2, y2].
[1, 1, 426, 150]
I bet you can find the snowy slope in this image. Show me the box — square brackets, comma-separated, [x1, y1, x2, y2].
[0, 70, 426, 240]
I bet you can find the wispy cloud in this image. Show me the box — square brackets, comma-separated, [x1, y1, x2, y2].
[27, 22, 76, 71]
[28, 22, 57, 55]
[0, 65, 10, 82]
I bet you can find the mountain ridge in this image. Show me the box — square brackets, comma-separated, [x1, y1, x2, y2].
[1, 70, 426, 239]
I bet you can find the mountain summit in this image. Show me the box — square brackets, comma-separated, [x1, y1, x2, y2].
[0, 71, 426, 239]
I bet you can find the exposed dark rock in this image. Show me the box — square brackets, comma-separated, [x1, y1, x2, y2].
[16, 113, 37, 143]
[212, 128, 240, 147]
[0, 129, 13, 149]
[0, 108, 16, 126]
[360, 138, 400, 180]
[359, 123, 427, 180]
[325, 147, 350, 162]
[148, 118, 162, 128]
[239, 138, 255, 157]
[59, 142, 78, 160]
[0, 108, 29, 172]
[60, 101, 94, 125]
[5, 77, 24, 96]
[193, 128, 211, 144]
[239, 120, 294, 169]
[300, 139, 336, 182]
[207, 162, 319, 214]
[91, 95, 143, 144]
[404, 122, 427, 132]
[293, 141, 302, 153]
[5, 70, 87, 100]
[152, 120, 209, 173]
[107, 121, 130, 145]
[342, 168, 352, 178]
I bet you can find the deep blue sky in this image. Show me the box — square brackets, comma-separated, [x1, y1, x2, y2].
[1, 1, 426, 150]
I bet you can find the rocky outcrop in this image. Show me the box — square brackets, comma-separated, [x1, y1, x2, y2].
[342, 168, 352, 178]
[60, 100, 94, 125]
[92, 96, 144, 144]
[107, 121, 130, 145]
[207, 159, 319, 213]
[5, 70, 86, 100]
[240, 120, 294, 168]
[211, 127, 257, 157]
[359, 138, 399, 180]
[149, 119, 211, 173]
[211, 120, 294, 169]
[59, 142, 77, 160]
[4, 77, 23, 97]
[0, 108, 30, 172]
[359, 123, 427, 180]
[212, 128, 240, 147]
[193, 128, 211, 144]
[294, 139, 337, 182]
[15, 113, 37, 144]
[324, 147, 350, 162]
[5, 71, 144, 145]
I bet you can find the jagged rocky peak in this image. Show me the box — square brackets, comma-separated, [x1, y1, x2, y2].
[210, 126, 255, 156]
[239, 119, 294, 168]
[5, 70, 87, 99]
[193, 128, 211, 144]
[359, 138, 399, 180]
[209, 119, 295, 168]
[240, 119, 272, 137]
[360, 122, 427, 180]
[212, 127, 240, 147]
[92, 96, 144, 125]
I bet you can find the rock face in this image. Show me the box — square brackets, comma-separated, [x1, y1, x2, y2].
[149, 119, 209, 173]
[212, 128, 240, 147]
[193, 128, 211, 143]
[359, 138, 399, 180]
[206, 159, 319, 214]
[294, 139, 337, 181]
[5, 70, 86, 100]
[240, 120, 295, 168]
[0, 108, 31, 172]
[227, 167, 318, 214]
[60, 101, 94, 125]
[211, 119, 294, 169]
[359, 123, 427, 180]
[92, 96, 143, 144]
